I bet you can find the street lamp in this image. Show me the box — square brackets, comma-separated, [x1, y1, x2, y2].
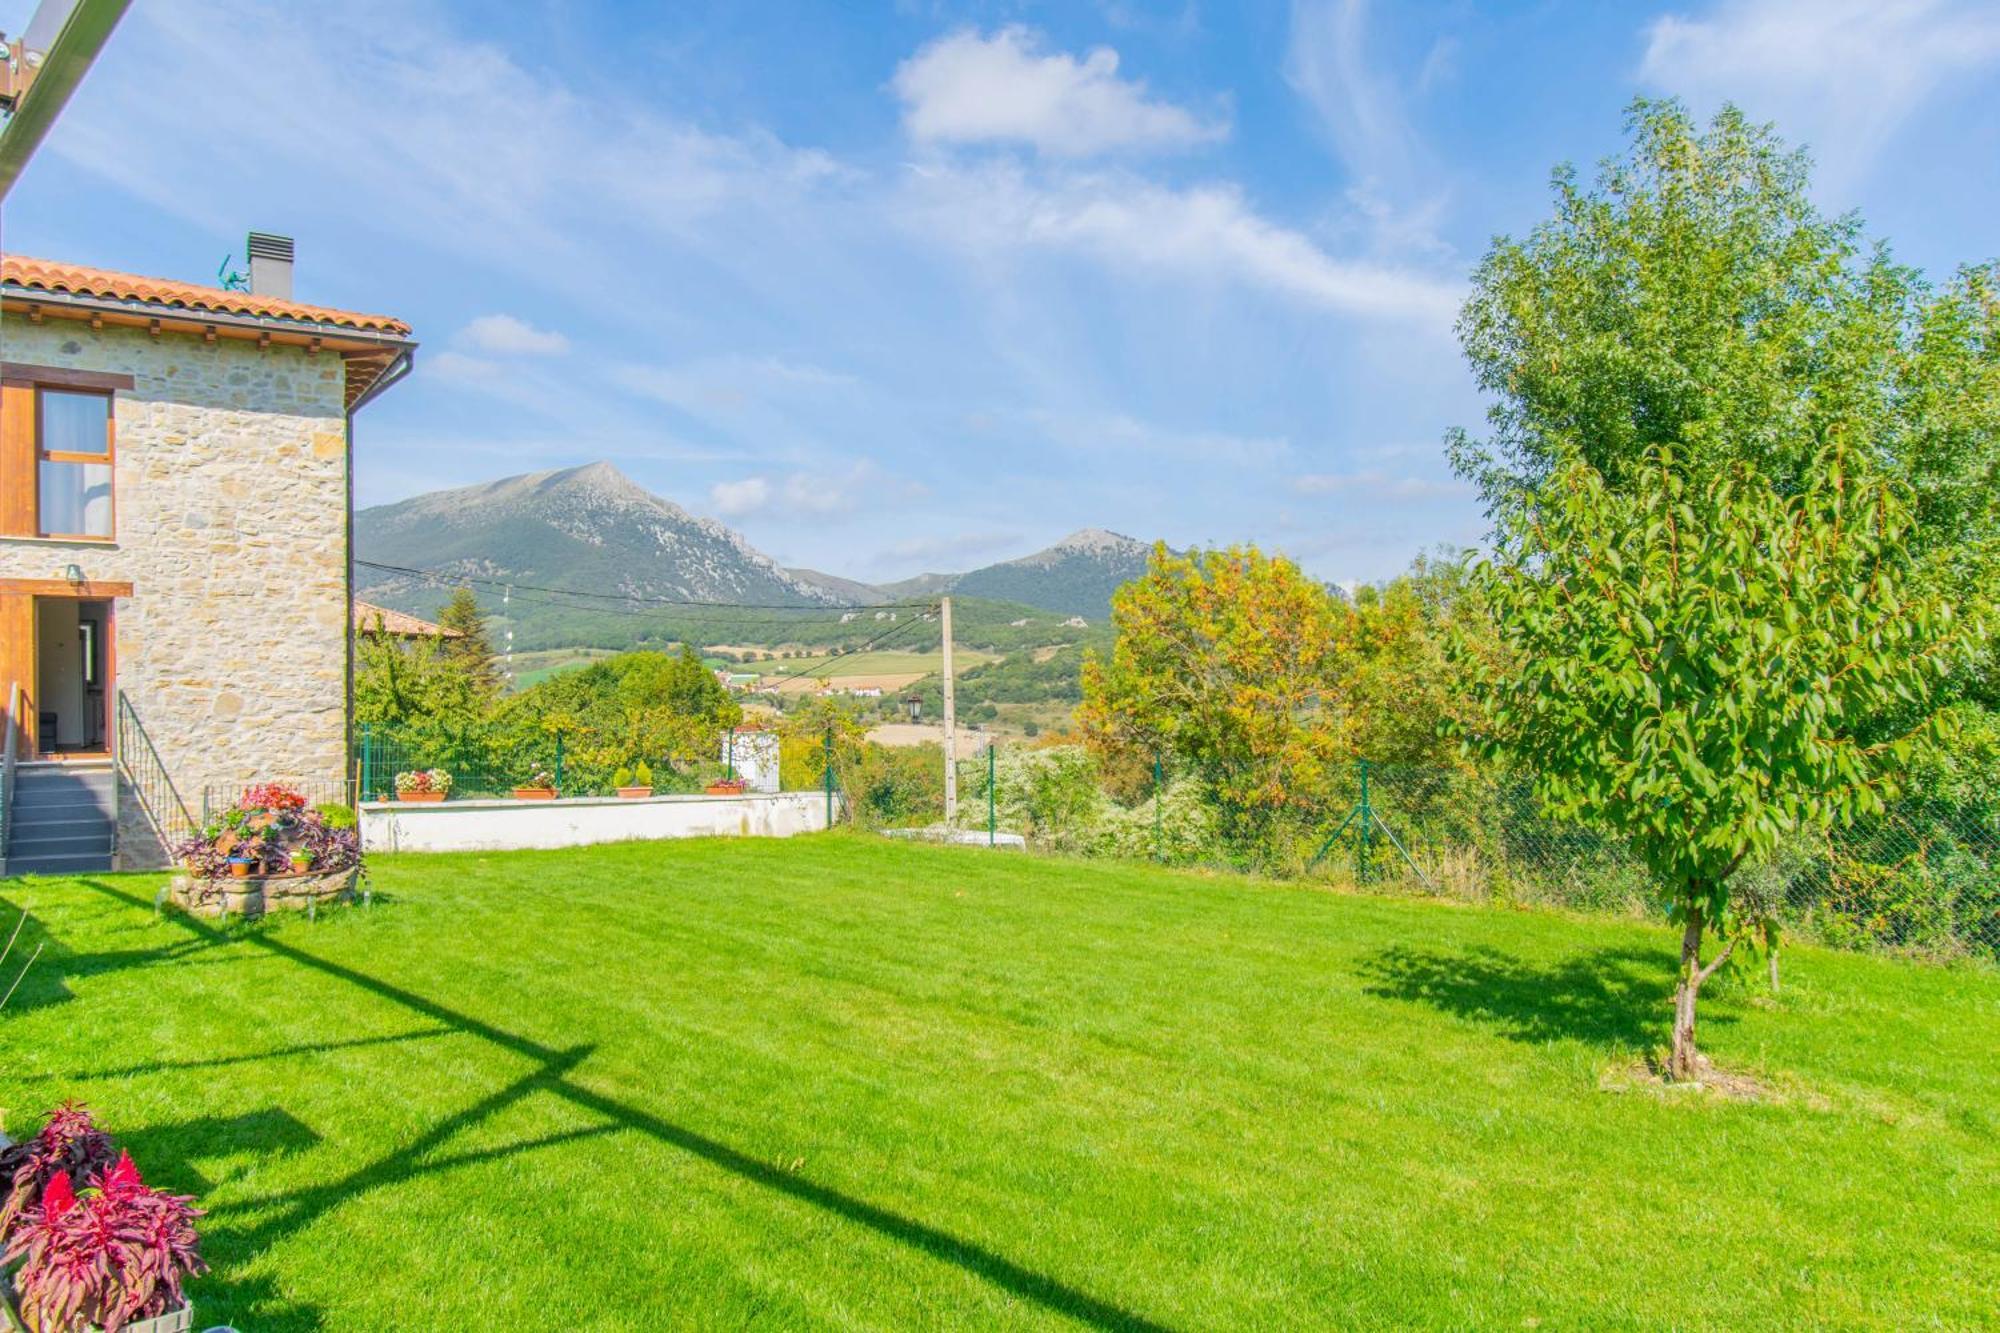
[904, 694, 922, 724]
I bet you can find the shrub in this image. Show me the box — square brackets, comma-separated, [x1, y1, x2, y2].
[0, 1103, 114, 1242]
[315, 802, 358, 830]
[633, 760, 654, 789]
[5, 1150, 206, 1333]
[612, 766, 634, 789]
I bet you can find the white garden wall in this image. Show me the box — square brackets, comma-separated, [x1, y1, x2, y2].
[360, 791, 838, 854]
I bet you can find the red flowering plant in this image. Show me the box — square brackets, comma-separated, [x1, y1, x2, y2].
[0, 1102, 115, 1241]
[237, 782, 306, 813]
[4, 1149, 206, 1333]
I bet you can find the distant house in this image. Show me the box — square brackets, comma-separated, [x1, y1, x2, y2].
[354, 601, 460, 641]
[846, 686, 884, 699]
[1061, 616, 1089, 628]
[1, 241, 415, 871]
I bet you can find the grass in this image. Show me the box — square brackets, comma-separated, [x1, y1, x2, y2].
[3, 837, 1995, 1329]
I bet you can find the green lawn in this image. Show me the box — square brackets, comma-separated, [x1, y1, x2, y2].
[3, 838, 1995, 1329]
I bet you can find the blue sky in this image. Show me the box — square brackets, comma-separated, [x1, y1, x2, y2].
[5, 1, 1998, 583]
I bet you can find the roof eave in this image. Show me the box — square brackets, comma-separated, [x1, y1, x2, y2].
[0, 283, 416, 347]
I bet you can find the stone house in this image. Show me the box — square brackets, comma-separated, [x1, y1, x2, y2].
[0, 239, 415, 873]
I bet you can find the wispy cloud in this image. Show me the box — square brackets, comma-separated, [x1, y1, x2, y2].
[457, 313, 570, 356]
[900, 159, 1462, 326]
[894, 26, 1226, 156]
[1639, 0, 2000, 189]
[707, 461, 923, 521]
[1284, 0, 1454, 258]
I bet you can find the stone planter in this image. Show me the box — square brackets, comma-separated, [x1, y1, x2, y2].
[512, 787, 558, 801]
[396, 790, 446, 804]
[170, 865, 361, 921]
[616, 786, 652, 799]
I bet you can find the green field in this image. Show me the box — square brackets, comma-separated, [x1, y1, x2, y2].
[3, 839, 1995, 1328]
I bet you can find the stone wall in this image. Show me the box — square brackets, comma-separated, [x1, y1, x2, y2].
[0, 315, 350, 867]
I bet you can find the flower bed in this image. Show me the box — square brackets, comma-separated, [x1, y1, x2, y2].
[173, 783, 362, 916]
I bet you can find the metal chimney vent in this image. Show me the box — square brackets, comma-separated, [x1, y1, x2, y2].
[246, 231, 294, 300]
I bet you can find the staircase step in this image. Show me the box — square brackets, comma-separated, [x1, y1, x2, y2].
[7, 832, 113, 858]
[3, 852, 114, 876]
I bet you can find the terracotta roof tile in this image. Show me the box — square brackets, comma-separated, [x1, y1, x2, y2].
[353, 601, 462, 638]
[2, 254, 412, 335]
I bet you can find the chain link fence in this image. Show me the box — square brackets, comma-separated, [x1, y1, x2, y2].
[960, 749, 1999, 963]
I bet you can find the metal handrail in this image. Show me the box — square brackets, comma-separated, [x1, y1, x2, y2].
[1, 681, 20, 874]
[114, 690, 196, 848]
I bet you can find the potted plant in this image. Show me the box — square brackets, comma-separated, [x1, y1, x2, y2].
[394, 769, 452, 803]
[614, 761, 654, 799]
[705, 776, 748, 796]
[512, 768, 558, 800]
[226, 853, 255, 879]
[289, 846, 317, 874]
[4, 1151, 206, 1333]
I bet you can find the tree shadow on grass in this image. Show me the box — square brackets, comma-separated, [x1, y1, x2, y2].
[64, 879, 1173, 1333]
[1359, 943, 1735, 1052]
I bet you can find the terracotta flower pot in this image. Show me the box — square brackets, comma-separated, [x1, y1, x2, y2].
[228, 860, 253, 879]
[705, 781, 748, 796]
[616, 786, 652, 799]
[396, 790, 446, 804]
[512, 787, 558, 801]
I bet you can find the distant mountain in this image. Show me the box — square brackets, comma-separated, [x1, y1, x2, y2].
[355, 462, 844, 615]
[355, 464, 1155, 645]
[952, 529, 1153, 620]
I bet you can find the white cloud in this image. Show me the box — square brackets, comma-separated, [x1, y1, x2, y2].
[1639, 0, 2000, 187]
[901, 160, 1462, 326]
[707, 461, 920, 521]
[457, 313, 570, 356]
[709, 477, 773, 516]
[893, 26, 1225, 156]
[1291, 469, 1467, 499]
[872, 530, 1024, 572]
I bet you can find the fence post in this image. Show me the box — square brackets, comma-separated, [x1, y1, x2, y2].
[726, 727, 735, 780]
[361, 723, 373, 804]
[555, 733, 565, 794]
[988, 740, 996, 847]
[1153, 751, 1163, 862]
[1357, 758, 1372, 883]
[823, 728, 833, 828]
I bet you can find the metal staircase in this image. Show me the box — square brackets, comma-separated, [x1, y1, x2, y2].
[4, 759, 116, 875]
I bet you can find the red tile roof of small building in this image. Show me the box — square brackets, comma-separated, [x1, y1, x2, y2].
[353, 601, 462, 638]
[2, 254, 412, 335]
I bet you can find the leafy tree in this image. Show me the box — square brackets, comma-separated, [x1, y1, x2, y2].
[437, 587, 500, 694]
[1080, 545, 1351, 851]
[353, 619, 494, 779]
[1462, 445, 1981, 1078]
[1450, 99, 1999, 578]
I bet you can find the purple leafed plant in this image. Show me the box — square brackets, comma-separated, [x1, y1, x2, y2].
[0, 1102, 115, 1241]
[3, 1150, 206, 1333]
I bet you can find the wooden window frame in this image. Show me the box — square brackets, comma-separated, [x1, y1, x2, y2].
[0, 364, 130, 542]
[34, 385, 117, 541]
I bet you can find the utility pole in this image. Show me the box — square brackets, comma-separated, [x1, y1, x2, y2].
[941, 596, 957, 823]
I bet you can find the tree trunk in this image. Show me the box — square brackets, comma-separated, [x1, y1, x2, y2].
[1669, 903, 1705, 1080]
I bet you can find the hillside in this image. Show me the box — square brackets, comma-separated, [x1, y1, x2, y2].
[355, 464, 1159, 643]
[355, 462, 844, 620]
[951, 528, 1152, 619]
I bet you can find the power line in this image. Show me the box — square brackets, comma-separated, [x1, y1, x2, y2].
[452, 582, 934, 635]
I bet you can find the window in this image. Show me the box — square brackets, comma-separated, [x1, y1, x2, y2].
[37, 389, 113, 538]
